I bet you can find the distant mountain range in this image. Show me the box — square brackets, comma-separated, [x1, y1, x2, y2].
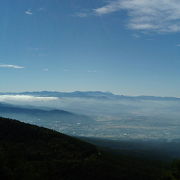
[0, 91, 180, 101]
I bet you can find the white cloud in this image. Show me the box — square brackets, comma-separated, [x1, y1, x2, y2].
[0, 64, 24, 69]
[0, 95, 58, 102]
[94, 0, 180, 33]
[25, 9, 33, 15]
[94, 1, 121, 15]
[176, 44, 180, 47]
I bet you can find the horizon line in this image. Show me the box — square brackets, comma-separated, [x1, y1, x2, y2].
[0, 90, 180, 99]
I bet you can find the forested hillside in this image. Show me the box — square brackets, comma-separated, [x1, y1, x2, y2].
[0, 117, 179, 180]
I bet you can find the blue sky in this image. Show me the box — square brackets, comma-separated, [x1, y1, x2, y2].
[1, 0, 180, 97]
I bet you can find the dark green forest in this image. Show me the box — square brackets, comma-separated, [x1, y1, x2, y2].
[0, 117, 179, 180]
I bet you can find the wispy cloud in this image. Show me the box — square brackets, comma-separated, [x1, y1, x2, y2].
[43, 68, 49, 72]
[176, 44, 180, 47]
[38, 7, 45, 12]
[87, 70, 97, 73]
[25, 8, 46, 15]
[93, 0, 180, 33]
[0, 64, 24, 69]
[25, 9, 33, 15]
[75, 12, 88, 18]
[132, 33, 141, 39]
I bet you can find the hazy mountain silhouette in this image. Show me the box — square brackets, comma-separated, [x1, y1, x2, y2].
[1, 91, 180, 101]
[0, 103, 94, 131]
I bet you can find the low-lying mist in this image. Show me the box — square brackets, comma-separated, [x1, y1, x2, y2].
[0, 94, 180, 141]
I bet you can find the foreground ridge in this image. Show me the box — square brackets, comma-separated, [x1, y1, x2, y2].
[0, 117, 179, 180]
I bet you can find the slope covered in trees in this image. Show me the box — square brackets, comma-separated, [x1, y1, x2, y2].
[0, 117, 179, 180]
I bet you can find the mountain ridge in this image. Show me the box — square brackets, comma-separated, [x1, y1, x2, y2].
[0, 91, 180, 101]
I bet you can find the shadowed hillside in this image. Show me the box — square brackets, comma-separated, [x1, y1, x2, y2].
[0, 117, 179, 180]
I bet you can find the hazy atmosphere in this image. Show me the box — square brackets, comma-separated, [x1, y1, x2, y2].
[1, 1, 180, 179]
[0, 92, 180, 141]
